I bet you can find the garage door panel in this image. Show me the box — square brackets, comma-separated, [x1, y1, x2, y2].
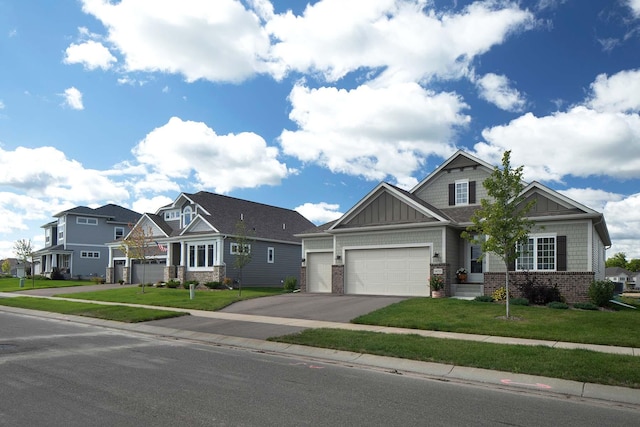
[307, 252, 332, 293]
[345, 247, 430, 296]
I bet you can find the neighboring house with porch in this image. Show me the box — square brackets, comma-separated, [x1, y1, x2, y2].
[106, 191, 315, 286]
[298, 150, 611, 302]
[605, 267, 638, 290]
[33, 204, 141, 279]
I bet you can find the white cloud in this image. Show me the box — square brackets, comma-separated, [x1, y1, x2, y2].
[64, 40, 117, 70]
[295, 202, 343, 225]
[280, 82, 468, 187]
[266, 0, 535, 84]
[132, 195, 173, 215]
[61, 87, 84, 110]
[476, 73, 526, 112]
[629, 0, 640, 18]
[131, 117, 290, 193]
[0, 100, 4, 109]
[587, 69, 640, 113]
[603, 193, 640, 258]
[0, 146, 129, 203]
[80, 0, 271, 83]
[557, 188, 624, 212]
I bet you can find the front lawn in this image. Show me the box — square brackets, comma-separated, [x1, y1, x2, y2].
[0, 297, 186, 323]
[352, 298, 640, 348]
[55, 286, 286, 311]
[271, 328, 640, 388]
[0, 276, 96, 292]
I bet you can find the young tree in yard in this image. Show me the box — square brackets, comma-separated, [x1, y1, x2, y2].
[119, 224, 154, 293]
[1, 259, 10, 275]
[14, 238, 35, 287]
[232, 220, 253, 297]
[462, 151, 535, 319]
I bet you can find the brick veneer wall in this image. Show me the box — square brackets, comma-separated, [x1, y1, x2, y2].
[483, 271, 595, 303]
[332, 265, 344, 294]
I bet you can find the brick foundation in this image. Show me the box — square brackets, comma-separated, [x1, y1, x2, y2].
[300, 266, 307, 292]
[483, 271, 595, 303]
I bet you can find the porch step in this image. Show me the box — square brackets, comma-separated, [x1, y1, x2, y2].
[455, 283, 483, 298]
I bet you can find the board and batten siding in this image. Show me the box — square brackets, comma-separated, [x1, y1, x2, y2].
[345, 191, 433, 226]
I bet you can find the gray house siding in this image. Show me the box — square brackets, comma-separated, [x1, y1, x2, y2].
[224, 239, 302, 286]
[413, 167, 491, 207]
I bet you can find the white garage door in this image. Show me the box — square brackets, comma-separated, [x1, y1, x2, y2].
[307, 252, 333, 293]
[345, 247, 430, 296]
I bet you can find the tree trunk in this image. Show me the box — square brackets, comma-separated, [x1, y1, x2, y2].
[505, 262, 510, 319]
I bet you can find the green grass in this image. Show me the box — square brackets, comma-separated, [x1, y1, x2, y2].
[55, 286, 286, 311]
[0, 297, 186, 323]
[271, 328, 640, 388]
[351, 298, 640, 348]
[0, 276, 97, 292]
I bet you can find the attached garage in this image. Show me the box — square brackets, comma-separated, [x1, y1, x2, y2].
[306, 252, 333, 293]
[345, 247, 430, 296]
[131, 259, 165, 284]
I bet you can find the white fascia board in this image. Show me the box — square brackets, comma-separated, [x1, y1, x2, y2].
[521, 181, 598, 214]
[410, 150, 496, 193]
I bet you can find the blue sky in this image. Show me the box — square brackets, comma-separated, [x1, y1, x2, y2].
[1, 0, 640, 260]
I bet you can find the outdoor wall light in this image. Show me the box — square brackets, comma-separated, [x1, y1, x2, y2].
[301, 258, 306, 263]
[433, 252, 440, 258]
[336, 255, 341, 261]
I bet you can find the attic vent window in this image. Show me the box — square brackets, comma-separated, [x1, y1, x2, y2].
[282, 223, 286, 230]
[240, 213, 244, 221]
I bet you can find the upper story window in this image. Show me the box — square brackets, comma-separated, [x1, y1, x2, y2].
[455, 180, 468, 205]
[58, 227, 64, 241]
[115, 227, 125, 240]
[77, 217, 98, 225]
[182, 206, 193, 227]
[517, 235, 556, 271]
[45, 228, 51, 244]
[164, 210, 180, 221]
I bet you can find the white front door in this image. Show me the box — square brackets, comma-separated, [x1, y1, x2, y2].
[467, 241, 484, 283]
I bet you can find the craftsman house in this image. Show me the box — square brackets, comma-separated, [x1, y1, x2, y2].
[106, 191, 315, 286]
[298, 150, 611, 302]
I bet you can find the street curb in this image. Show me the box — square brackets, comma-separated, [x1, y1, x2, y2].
[1, 305, 640, 408]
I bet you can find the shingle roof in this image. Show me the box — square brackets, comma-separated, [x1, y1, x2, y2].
[158, 192, 315, 242]
[55, 204, 141, 224]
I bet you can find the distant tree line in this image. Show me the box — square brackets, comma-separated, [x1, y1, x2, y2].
[606, 252, 640, 272]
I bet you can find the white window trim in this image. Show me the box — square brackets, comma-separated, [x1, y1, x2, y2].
[516, 234, 557, 272]
[164, 210, 180, 221]
[187, 241, 217, 270]
[267, 247, 275, 264]
[114, 226, 125, 240]
[80, 251, 100, 259]
[230, 242, 251, 255]
[182, 206, 193, 228]
[77, 217, 98, 225]
[455, 179, 469, 206]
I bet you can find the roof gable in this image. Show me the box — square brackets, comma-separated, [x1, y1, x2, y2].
[330, 182, 448, 230]
[411, 150, 494, 195]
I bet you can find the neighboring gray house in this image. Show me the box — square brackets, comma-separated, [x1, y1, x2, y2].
[605, 267, 638, 290]
[34, 204, 141, 279]
[106, 191, 315, 286]
[298, 150, 611, 302]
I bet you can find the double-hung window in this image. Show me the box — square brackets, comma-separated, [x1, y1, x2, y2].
[517, 235, 556, 271]
[455, 180, 469, 205]
[188, 242, 216, 269]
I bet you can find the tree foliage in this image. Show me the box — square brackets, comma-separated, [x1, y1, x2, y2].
[232, 220, 254, 296]
[605, 252, 628, 269]
[1, 259, 10, 274]
[119, 223, 155, 293]
[462, 151, 536, 319]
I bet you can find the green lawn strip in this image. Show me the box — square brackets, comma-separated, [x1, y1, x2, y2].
[270, 328, 640, 389]
[0, 277, 97, 292]
[352, 298, 640, 348]
[55, 286, 286, 311]
[0, 297, 186, 323]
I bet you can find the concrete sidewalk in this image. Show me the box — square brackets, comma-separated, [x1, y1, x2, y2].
[1, 291, 640, 408]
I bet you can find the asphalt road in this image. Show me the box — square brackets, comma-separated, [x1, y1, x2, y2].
[1, 311, 638, 426]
